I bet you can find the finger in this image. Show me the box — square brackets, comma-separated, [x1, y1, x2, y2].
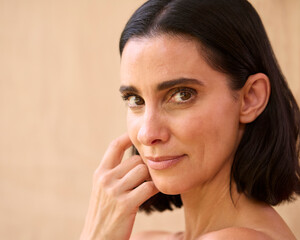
[127, 181, 159, 207]
[118, 163, 150, 191]
[111, 155, 144, 179]
[93, 155, 143, 191]
[100, 133, 132, 170]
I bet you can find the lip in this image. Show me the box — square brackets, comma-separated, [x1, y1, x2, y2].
[145, 154, 186, 170]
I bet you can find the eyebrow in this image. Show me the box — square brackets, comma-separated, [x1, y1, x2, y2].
[119, 77, 204, 94]
[157, 78, 204, 91]
[119, 85, 139, 94]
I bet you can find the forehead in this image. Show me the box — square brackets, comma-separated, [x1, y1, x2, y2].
[120, 35, 212, 86]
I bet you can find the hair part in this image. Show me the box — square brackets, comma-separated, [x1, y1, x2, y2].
[121, 0, 300, 213]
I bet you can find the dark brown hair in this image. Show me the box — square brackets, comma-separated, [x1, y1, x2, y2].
[119, 0, 300, 213]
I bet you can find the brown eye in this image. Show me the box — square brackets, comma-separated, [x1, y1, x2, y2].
[170, 88, 196, 104]
[127, 95, 144, 107]
[177, 91, 192, 101]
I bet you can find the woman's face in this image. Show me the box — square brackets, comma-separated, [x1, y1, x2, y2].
[120, 35, 244, 194]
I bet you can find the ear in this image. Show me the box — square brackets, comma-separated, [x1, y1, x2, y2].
[240, 73, 271, 123]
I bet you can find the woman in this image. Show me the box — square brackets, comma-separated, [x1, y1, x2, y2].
[80, 0, 300, 239]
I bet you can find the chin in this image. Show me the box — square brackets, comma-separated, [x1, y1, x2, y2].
[151, 176, 188, 195]
[158, 188, 180, 195]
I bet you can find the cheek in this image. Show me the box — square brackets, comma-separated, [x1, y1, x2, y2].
[173, 98, 241, 162]
[199, 100, 241, 163]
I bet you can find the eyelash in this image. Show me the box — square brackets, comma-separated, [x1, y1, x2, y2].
[169, 87, 197, 104]
[121, 87, 197, 108]
[121, 93, 138, 101]
[121, 93, 144, 108]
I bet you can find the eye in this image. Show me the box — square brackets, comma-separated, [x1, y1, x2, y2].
[169, 88, 197, 104]
[122, 94, 144, 108]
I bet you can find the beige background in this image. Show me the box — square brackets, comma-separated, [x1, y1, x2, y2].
[0, 0, 299, 239]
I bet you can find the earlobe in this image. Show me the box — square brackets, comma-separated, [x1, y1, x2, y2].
[240, 73, 271, 123]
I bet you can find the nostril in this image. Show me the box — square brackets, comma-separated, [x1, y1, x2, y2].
[151, 139, 160, 145]
[137, 129, 164, 146]
[137, 116, 170, 146]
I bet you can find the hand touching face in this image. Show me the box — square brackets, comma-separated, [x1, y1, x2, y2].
[120, 35, 243, 195]
[80, 134, 158, 240]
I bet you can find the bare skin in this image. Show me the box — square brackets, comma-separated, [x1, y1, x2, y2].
[80, 134, 159, 240]
[80, 134, 296, 240]
[131, 196, 296, 240]
[80, 35, 297, 240]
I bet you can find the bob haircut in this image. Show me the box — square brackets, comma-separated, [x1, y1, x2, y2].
[119, 0, 300, 213]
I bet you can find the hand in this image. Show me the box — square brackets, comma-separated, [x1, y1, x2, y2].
[80, 134, 159, 240]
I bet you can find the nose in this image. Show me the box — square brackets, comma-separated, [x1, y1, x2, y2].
[137, 108, 170, 146]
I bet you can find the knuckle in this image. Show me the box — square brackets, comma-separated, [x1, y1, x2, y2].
[106, 185, 119, 197]
[131, 154, 142, 161]
[117, 196, 132, 211]
[136, 164, 148, 174]
[109, 138, 122, 150]
[93, 167, 103, 179]
[131, 155, 143, 164]
[94, 171, 112, 188]
[122, 155, 142, 167]
[142, 181, 156, 193]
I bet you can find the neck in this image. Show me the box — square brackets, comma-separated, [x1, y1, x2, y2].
[181, 164, 242, 240]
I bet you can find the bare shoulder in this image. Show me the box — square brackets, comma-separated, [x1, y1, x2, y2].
[197, 227, 272, 240]
[130, 229, 272, 240]
[130, 231, 176, 240]
[130, 227, 296, 240]
[198, 227, 297, 240]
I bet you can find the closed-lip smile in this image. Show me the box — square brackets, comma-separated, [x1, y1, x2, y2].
[145, 154, 186, 170]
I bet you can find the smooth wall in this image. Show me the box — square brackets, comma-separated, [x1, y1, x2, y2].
[0, 0, 299, 239]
